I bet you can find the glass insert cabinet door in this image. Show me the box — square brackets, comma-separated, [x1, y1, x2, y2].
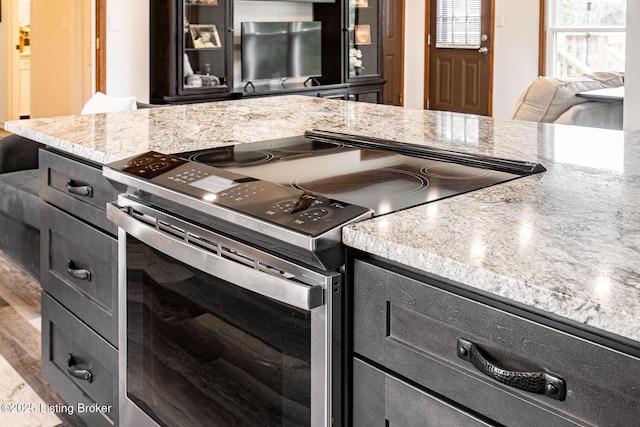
[347, 0, 380, 79]
[181, 0, 231, 93]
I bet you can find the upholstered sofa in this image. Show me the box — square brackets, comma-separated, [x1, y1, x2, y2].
[511, 71, 624, 130]
[0, 134, 44, 277]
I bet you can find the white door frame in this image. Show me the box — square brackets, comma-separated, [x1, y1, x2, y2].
[7, 0, 20, 120]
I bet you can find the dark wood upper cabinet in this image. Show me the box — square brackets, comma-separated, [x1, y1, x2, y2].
[315, 0, 383, 84]
[150, 0, 385, 104]
[151, 0, 234, 103]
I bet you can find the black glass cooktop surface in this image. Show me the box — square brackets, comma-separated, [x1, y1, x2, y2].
[178, 134, 529, 216]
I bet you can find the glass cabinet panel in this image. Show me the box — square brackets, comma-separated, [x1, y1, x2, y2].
[347, 0, 380, 79]
[182, 0, 230, 93]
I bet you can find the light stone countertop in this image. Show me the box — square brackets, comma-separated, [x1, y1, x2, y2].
[6, 95, 640, 344]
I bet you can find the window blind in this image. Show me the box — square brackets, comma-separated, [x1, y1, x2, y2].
[436, 0, 481, 48]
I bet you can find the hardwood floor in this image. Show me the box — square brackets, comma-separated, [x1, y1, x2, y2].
[0, 251, 84, 427]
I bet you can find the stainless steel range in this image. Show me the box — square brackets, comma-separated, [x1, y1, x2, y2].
[103, 130, 544, 427]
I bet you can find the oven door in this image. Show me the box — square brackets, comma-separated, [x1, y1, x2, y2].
[107, 197, 339, 427]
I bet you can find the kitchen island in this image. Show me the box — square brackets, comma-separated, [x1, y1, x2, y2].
[6, 95, 640, 424]
[7, 95, 639, 345]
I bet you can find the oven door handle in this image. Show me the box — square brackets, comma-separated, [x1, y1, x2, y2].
[107, 203, 324, 310]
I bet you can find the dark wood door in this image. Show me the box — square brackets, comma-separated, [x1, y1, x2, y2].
[383, 0, 405, 106]
[427, 0, 493, 115]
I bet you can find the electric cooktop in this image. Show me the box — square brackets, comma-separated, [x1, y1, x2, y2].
[104, 130, 544, 253]
[177, 131, 541, 216]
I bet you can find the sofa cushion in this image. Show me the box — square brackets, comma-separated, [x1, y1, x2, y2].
[554, 101, 623, 130]
[81, 92, 138, 115]
[0, 169, 41, 229]
[512, 71, 624, 123]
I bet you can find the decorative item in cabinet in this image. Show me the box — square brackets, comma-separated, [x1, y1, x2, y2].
[347, 0, 381, 80]
[182, 0, 230, 91]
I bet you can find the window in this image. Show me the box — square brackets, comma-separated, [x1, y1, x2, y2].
[546, 0, 626, 77]
[436, 0, 481, 48]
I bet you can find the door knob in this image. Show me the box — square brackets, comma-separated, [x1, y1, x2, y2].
[478, 47, 489, 55]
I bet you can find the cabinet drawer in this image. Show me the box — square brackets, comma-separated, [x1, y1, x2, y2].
[353, 259, 640, 427]
[42, 203, 118, 346]
[353, 358, 492, 426]
[41, 293, 118, 427]
[40, 149, 120, 235]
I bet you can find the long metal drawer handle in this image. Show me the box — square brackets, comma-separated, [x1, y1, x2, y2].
[66, 179, 93, 197]
[66, 354, 93, 383]
[66, 259, 91, 281]
[457, 338, 566, 401]
[106, 203, 324, 310]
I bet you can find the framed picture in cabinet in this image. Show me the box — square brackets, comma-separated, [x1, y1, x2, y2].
[190, 24, 222, 49]
[354, 24, 371, 45]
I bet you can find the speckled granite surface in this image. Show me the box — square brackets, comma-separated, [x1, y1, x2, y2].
[6, 95, 640, 343]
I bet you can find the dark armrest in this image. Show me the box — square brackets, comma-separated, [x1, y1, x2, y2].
[0, 134, 46, 174]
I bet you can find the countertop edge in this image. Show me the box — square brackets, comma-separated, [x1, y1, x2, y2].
[342, 227, 640, 344]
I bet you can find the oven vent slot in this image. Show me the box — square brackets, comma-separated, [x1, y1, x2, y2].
[158, 220, 186, 238]
[187, 232, 220, 253]
[130, 208, 156, 226]
[220, 247, 256, 268]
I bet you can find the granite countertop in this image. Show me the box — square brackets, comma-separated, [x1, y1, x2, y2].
[6, 95, 640, 344]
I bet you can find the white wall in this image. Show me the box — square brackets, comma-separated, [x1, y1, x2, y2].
[623, 0, 639, 131]
[106, 0, 149, 102]
[403, 1, 426, 109]
[492, 0, 540, 118]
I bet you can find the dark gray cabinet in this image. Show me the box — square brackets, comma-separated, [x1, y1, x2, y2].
[353, 358, 492, 427]
[351, 257, 640, 426]
[40, 203, 118, 345]
[41, 294, 118, 427]
[39, 149, 119, 235]
[40, 149, 121, 426]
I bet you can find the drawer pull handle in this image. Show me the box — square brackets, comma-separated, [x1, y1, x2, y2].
[66, 259, 91, 281]
[66, 179, 93, 198]
[66, 354, 93, 383]
[457, 338, 566, 401]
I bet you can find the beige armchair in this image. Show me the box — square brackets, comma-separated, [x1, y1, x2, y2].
[512, 71, 624, 130]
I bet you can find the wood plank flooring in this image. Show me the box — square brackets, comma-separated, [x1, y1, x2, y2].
[0, 250, 85, 427]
